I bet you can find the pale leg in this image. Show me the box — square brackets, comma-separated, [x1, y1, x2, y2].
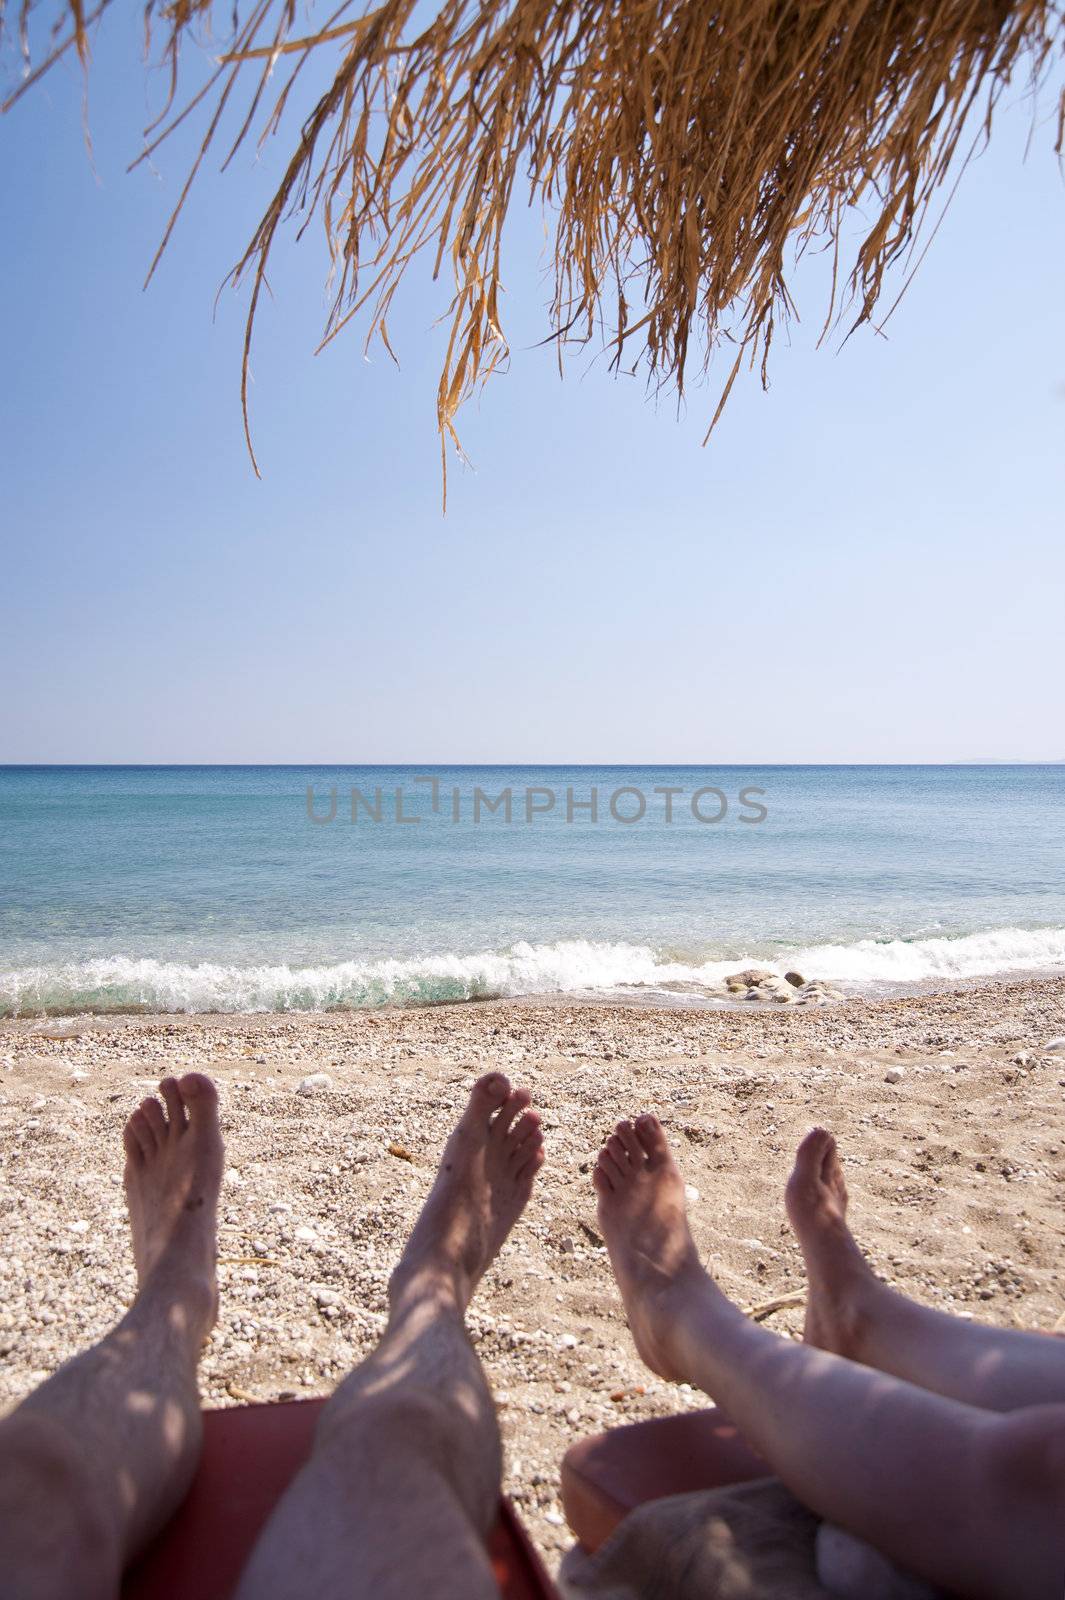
[237, 1072, 545, 1600]
[594, 1115, 1065, 1600]
[787, 1127, 1065, 1411]
[0, 1075, 223, 1600]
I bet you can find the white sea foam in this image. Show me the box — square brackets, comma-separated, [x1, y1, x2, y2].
[789, 925, 1065, 986]
[3, 925, 1065, 1015]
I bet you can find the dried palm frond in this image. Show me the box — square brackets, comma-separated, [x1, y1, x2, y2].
[4, 0, 1063, 498]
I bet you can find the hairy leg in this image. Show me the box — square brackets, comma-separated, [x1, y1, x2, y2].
[594, 1115, 1065, 1600]
[237, 1072, 545, 1600]
[787, 1126, 1065, 1411]
[0, 1074, 223, 1600]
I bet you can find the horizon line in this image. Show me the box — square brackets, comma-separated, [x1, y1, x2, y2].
[2, 761, 1064, 770]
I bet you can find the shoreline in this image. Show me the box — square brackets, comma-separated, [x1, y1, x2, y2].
[2, 975, 1063, 1569]
[5, 959, 1065, 1027]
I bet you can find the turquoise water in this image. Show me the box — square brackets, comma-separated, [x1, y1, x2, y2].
[1, 765, 1064, 1014]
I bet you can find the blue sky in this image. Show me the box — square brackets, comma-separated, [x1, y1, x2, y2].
[1, 20, 1063, 763]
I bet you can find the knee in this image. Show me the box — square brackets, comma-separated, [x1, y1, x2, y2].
[0, 1409, 121, 1580]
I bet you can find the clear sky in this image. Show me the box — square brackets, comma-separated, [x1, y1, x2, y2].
[1, 21, 1063, 763]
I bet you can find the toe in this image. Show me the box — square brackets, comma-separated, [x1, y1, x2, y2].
[140, 1097, 167, 1145]
[616, 1120, 645, 1166]
[635, 1113, 670, 1166]
[123, 1119, 144, 1165]
[470, 1072, 510, 1112]
[793, 1126, 834, 1184]
[592, 1162, 613, 1196]
[178, 1073, 219, 1127]
[824, 1137, 847, 1202]
[598, 1147, 627, 1187]
[507, 1109, 541, 1155]
[491, 1087, 532, 1139]
[606, 1133, 630, 1169]
[128, 1109, 155, 1158]
[516, 1142, 545, 1181]
[159, 1077, 187, 1134]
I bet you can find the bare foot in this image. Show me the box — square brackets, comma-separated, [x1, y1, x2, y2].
[390, 1073, 545, 1313]
[593, 1115, 705, 1381]
[785, 1127, 872, 1356]
[123, 1073, 223, 1332]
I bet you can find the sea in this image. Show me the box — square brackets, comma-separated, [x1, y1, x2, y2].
[1, 765, 1064, 1016]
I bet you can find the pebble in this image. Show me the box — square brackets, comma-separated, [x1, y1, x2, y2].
[1044, 1038, 1065, 1053]
[297, 1074, 333, 1096]
[884, 1068, 905, 1084]
[684, 1184, 700, 1202]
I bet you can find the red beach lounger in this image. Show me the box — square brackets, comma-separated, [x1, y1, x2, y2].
[121, 1398, 556, 1600]
[560, 1408, 766, 1553]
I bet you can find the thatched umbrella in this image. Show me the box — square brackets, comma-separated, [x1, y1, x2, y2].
[4, 1, 1062, 495]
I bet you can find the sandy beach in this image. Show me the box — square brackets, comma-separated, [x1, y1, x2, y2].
[2, 976, 1064, 1570]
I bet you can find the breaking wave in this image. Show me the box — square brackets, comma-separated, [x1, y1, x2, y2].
[2, 925, 1065, 1015]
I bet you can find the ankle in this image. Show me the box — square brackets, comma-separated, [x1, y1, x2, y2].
[647, 1264, 722, 1377]
[387, 1260, 468, 1325]
[130, 1265, 217, 1348]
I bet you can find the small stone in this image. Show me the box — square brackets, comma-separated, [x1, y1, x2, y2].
[296, 1074, 332, 1096]
[1043, 1038, 1065, 1053]
[293, 1225, 318, 1243]
[784, 971, 805, 988]
[69, 1070, 88, 1084]
[884, 1068, 905, 1084]
[684, 1184, 700, 1202]
[558, 1333, 578, 1349]
[224, 1167, 244, 1188]
[68, 1220, 89, 1235]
